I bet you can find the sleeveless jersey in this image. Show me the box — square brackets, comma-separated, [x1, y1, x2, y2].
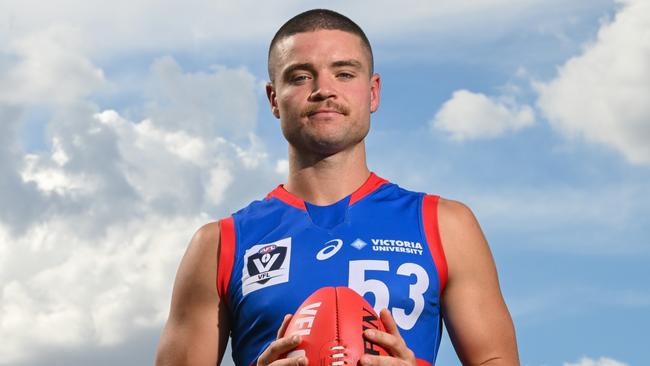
[217, 173, 448, 366]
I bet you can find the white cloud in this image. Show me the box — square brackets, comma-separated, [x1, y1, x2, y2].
[0, 0, 607, 64]
[21, 153, 99, 196]
[0, 215, 206, 362]
[275, 159, 289, 175]
[1, 107, 279, 364]
[146, 57, 258, 139]
[536, 0, 650, 165]
[563, 356, 628, 366]
[0, 1, 286, 59]
[0, 25, 107, 105]
[432, 89, 535, 141]
[0, 42, 282, 363]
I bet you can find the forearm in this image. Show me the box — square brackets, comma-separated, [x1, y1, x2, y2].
[470, 355, 520, 366]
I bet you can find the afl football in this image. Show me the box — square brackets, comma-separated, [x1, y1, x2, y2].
[282, 286, 389, 365]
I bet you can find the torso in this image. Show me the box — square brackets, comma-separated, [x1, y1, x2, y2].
[218, 173, 447, 366]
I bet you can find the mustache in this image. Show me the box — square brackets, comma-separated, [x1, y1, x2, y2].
[301, 101, 350, 117]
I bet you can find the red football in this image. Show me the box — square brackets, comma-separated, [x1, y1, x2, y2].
[283, 287, 389, 366]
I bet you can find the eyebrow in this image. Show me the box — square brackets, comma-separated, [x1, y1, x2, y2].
[281, 59, 365, 81]
[331, 59, 363, 70]
[282, 63, 316, 81]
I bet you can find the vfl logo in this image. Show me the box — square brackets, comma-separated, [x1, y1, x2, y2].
[250, 245, 285, 283]
[242, 238, 291, 295]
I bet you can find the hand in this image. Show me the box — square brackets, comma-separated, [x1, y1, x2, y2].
[360, 309, 417, 366]
[257, 314, 308, 366]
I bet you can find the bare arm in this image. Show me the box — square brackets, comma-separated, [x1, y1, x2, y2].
[438, 199, 519, 366]
[155, 222, 230, 366]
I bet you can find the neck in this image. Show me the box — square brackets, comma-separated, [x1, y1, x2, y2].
[284, 141, 370, 205]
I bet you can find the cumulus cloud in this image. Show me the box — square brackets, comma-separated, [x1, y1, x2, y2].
[146, 56, 258, 139]
[0, 25, 107, 105]
[0, 216, 203, 359]
[1, 107, 277, 365]
[563, 356, 628, 366]
[0, 103, 278, 362]
[0, 27, 280, 363]
[275, 159, 289, 175]
[536, 0, 650, 164]
[0, 0, 607, 63]
[431, 89, 535, 141]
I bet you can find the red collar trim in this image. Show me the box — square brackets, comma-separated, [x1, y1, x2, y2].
[349, 172, 389, 205]
[265, 184, 307, 210]
[265, 172, 389, 211]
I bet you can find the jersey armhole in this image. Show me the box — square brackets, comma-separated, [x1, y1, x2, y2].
[422, 194, 448, 296]
[217, 216, 236, 305]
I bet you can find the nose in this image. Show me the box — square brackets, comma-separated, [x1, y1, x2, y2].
[309, 75, 337, 101]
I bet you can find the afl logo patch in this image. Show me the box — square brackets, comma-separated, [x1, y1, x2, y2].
[242, 237, 291, 296]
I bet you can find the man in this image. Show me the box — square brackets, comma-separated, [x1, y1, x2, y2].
[155, 9, 519, 366]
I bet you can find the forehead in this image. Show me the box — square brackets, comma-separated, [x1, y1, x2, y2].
[271, 29, 370, 72]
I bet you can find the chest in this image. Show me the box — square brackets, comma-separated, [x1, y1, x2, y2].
[230, 198, 441, 333]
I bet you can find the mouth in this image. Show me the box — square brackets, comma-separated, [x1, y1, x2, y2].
[307, 109, 344, 117]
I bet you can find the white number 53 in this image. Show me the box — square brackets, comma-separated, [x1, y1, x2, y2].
[348, 260, 429, 330]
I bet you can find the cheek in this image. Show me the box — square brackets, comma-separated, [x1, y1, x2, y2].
[349, 84, 372, 105]
[277, 92, 303, 116]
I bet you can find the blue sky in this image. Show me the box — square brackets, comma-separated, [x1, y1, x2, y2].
[0, 1, 648, 366]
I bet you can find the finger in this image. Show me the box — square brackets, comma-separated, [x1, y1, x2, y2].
[257, 336, 302, 366]
[276, 314, 293, 339]
[359, 354, 403, 366]
[363, 328, 411, 360]
[269, 355, 308, 366]
[379, 309, 400, 337]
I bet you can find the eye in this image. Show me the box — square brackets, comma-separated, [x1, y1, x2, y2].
[337, 72, 355, 79]
[290, 74, 311, 84]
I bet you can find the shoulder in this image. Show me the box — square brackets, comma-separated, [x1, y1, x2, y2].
[437, 197, 480, 231]
[436, 197, 492, 276]
[189, 221, 221, 255]
[178, 221, 223, 282]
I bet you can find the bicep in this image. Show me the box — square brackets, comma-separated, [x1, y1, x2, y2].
[438, 200, 518, 365]
[156, 222, 230, 366]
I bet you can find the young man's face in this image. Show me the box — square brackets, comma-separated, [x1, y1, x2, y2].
[267, 29, 380, 156]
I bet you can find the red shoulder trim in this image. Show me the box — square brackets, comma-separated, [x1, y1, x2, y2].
[217, 217, 236, 301]
[416, 358, 432, 366]
[349, 172, 389, 205]
[422, 195, 448, 296]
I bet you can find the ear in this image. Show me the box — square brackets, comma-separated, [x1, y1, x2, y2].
[266, 82, 281, 119]
[369, 73, 381, 113]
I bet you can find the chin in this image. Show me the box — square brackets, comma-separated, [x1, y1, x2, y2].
[309, 134, 366, 156]
[285, 124, 368, 156]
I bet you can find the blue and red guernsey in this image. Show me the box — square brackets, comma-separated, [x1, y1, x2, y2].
[217, 173, 448, 366]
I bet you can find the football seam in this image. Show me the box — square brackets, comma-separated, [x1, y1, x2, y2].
[335, 287, 340, 342]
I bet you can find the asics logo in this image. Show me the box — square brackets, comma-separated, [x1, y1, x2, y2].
[316, 239, 343, 260]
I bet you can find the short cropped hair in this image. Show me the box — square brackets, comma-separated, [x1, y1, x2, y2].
[268, 9, 374, 83]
